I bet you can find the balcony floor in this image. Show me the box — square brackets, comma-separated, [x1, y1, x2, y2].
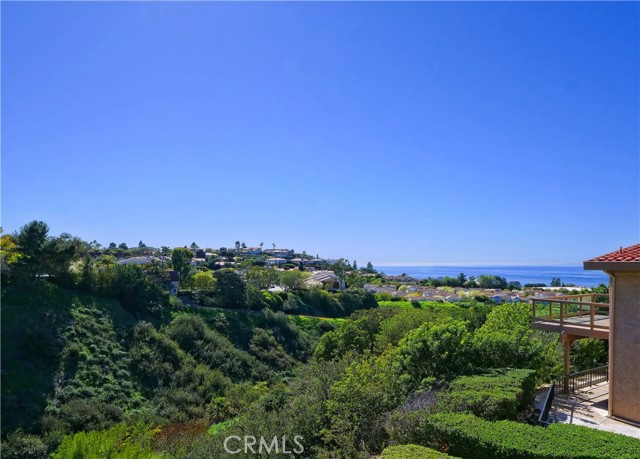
[532, 314, 609, 339]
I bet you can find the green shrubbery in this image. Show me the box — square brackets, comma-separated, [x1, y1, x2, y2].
[163, 314, 273, 380]
[391, 412, 640, 459]
[52, 423, 159, 459]
[381, 444, 459, 459]
[437, 369, 536, 420]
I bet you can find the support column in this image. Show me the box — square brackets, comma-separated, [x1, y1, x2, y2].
[563, 339, 571, 394]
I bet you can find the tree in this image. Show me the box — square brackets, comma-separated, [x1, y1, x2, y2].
[457, 272, 467, 285]
[235, 241, 241, 252]
[192, 271, 216, 291]
[191, 242, 199, 249]
[118, 242, 128, 250]
[109, 242, 117, 249]
[477, 274, 507, 289]
[214, 270, 247, 308]
[247, 266, 279, 290]
[279, 270, 309, 292]
[365, 262, 376, 273]
[138, 240, 146, 248]
[551, 277, 562, 287]
[353, 260, 358, 270]
[0, 232, 23, 281]
[171, 247, 193, 281]
[507, 281, 522, 290]
[13, 220, 49, 278]
[395, 320, 472, 386]
[46, 232, 86, 282]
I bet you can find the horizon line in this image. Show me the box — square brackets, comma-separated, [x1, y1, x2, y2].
[373, 262, 584, 267]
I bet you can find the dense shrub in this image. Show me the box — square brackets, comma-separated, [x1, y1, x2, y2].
[52, 423, 159, 459]
[393, 321, 472, 389]
[42, 305, 138, 436]
[391, 412, 640, 459]
[162, 315, 271, 381]
[315, 308, 398, 360]
[381, 444, 459, 459]
[472, 303, 560, 380]
[1, 429, 49, 459]
[437, 369, 536, 420]
[571, 338, 608, 371]
[128, 322, 231, 422]
[325, 350, 408, 457]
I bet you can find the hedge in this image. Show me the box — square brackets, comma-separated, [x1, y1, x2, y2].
[381, 444, 460, 459]
[437, 369, 536, 420]
[392, 412, 640, 459]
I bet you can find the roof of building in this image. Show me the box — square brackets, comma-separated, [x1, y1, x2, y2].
[587, 244, 640, 262]
[584, 244, 640, 271]
[117, 256, 156, 265]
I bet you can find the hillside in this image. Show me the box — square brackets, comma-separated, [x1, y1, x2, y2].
[1, 282, 329, 457]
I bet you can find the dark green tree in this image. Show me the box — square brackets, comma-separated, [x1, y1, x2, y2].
[214, 269, 247, 308]
[171, 247, 192, 281]
[13, 220, 49, 279]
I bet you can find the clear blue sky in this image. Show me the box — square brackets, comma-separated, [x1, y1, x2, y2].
[2, 2, 638, 265]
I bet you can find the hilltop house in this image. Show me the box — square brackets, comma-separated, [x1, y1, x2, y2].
[241, 247, 262, 256]
[584, 244, 640, 426]
[532, 243, 640, 426]
[263, 248, 292, 259]
[266, 257, 287, 266]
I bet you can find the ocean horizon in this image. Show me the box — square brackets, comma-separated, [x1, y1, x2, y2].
[375, 265, 609, 287]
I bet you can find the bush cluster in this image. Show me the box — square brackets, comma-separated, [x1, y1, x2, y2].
[391, 412, 640, 459]
[437, 369, 536, 420]
[381, 444, 459, 459]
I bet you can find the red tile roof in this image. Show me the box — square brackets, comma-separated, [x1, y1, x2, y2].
[586, 244, 640, 262]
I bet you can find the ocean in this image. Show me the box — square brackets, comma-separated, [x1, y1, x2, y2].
[374, 265, 609, 288]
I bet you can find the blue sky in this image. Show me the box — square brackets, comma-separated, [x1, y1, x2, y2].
[2, 2, 638, 265]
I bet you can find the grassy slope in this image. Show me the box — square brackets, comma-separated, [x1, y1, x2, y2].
[1, 283, 135, 433]
[1, 283, 334, 436]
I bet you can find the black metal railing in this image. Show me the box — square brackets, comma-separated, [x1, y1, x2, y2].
[554, 365, 608, 394]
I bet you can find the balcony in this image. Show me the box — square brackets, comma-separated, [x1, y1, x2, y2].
[531, 293, 610, 340]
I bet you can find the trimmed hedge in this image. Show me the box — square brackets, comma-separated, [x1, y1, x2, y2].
[437, 369, 536, 420]
[393, 412, 640, 459]
[381, 444, 460, 459]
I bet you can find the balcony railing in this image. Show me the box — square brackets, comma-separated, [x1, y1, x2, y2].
[531, 293, 610, 335]
[554, 365, 609, 394]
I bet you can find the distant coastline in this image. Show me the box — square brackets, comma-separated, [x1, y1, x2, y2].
[375, 265, 609, 287]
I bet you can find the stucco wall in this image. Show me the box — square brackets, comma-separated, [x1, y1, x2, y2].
[610, 272, 640, 424]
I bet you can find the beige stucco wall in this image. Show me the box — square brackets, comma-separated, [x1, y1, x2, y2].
[609, 272, 640, 424]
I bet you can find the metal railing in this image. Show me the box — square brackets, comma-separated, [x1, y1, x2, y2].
[554, 365, 609, 394]
[531, 293, 610, 332]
